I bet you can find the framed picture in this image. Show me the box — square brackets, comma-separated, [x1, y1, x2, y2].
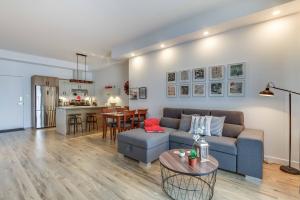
[167, 72, 177, 83]
[179, 84, 190, 97]
[139, 87, 147, 99]
[129, 88, 138, 100]
[209, 65, 225, 81]
[209, 82, 224, 97]
[179, 70, 191, 82]
[228, 80, 245, 97]
[192, 67, 206, 82]
[167, 84, 177, 97]
[192, 83, 206, 97]
[228, 62, 246, 79]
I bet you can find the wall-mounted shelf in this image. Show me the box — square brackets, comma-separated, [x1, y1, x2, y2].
[104, 88, 120, 97]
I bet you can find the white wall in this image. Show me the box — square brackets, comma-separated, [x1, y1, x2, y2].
[93, 62, 129, 107]
[0, 54, 93, 128]
[129, 13, 300, 167]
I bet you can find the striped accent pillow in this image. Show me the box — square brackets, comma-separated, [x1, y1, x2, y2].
[189, 115, 212, 136]
[210, 116, 226, 136]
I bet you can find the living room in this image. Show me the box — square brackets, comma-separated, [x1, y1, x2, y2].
[0, 0, 299, 200]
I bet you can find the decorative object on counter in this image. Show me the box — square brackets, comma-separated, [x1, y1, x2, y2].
[167, 72, 177, 83]
[209, 82, 224, 97]
[192, 67, 206, 82]
[179, 84, 190, 97]
[139, 87, 147, 99]
[178, 149, 185, 158]
[179, 70, 191, 83]
[228, 80, 245, 97]
[124, 81, 129, 95]
[188, 149, 198, 166]
[167, 84, 177, 97]
[198, 136, 209, 162]
[129, 88, 138, 100]
[228, 62, 246, 79]
[260, 82, 300, 175]
[209, 65, 225, 81]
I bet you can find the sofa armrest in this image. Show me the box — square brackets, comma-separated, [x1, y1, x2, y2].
[237, 129, 264, 179]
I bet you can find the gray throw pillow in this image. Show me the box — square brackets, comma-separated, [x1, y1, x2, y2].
[222, 123, 245, 138]
[179, 114, 192, 132]
[160, 117, 180, 129]
[210, 116, 226, 136]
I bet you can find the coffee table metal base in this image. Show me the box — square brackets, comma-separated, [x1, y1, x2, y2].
[160, 163, 217, 200]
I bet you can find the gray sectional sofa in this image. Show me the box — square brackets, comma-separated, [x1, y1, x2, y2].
[118, 108, 264, 179]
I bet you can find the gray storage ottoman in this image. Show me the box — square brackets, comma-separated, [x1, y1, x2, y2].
[117, 128, 169, 166]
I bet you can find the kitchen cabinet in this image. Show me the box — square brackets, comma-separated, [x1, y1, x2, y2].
[32, 75, 58, 87]
[59, 79, 71, 97]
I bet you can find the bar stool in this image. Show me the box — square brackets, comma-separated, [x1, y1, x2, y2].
[86, 113, 98, 132]
[68, 114, 83, 135]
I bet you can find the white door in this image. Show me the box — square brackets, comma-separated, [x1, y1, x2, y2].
[0, 75, 24, 131]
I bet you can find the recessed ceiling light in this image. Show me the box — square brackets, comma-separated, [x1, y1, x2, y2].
[272, 10, 281, 16]
[131, 53, 135, 57]
[203, 31, 209, 36]
[160, 44, 165, 48]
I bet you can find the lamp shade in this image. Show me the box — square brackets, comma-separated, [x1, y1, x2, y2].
[259, 87, 274, 96]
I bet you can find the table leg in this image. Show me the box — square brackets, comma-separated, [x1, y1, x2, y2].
[102, 116, 106, 139]
[117, 116, 121, 133]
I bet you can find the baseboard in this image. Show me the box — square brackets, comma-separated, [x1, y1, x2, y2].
[264, 155, 300, 169]
[0, 128, 24, 133]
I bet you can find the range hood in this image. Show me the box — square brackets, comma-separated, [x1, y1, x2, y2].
[70, 53, 93, 84]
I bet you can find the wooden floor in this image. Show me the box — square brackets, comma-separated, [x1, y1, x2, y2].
[0, 129, 299, 200]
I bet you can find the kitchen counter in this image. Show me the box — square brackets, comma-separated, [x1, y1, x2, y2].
[56, 105, 108, 135]
[57, 106, 107, 110]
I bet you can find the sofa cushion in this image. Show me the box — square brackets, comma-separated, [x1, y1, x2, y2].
[169, 131, 237, 155]
[160, 117, 180, 129]
[179, 114, 192, 131]
[222, 123, 244, 138]
[118, 128, 169, 149]
[210, 110, 244, 125]
[163, 108, 183, 119]
[182, 108, 210, 116]
[210, 116, 226, 136]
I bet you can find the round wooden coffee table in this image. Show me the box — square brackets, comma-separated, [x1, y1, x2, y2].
[159, 149, 218, 200]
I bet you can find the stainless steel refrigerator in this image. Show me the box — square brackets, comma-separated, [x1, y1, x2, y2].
[35, 85, 58, 128]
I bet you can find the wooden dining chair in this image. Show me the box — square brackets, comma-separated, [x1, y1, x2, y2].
[135, 109, 148, 128]
[124, 106, 129, 110]
[102, 108, 115, 140]
[114, 110, 135, 141]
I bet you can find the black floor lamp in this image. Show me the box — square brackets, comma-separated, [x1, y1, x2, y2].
[260, 82, 300, 175]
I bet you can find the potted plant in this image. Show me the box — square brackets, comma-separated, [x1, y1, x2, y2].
[178, 149, 185, 157]
[188, 149, 198, 167]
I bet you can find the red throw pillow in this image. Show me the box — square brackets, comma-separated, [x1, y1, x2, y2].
[145, 125, 165, 133]
[144, 118, 160, 127]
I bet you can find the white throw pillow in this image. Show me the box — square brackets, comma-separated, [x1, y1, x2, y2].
[189, 115, 212, 136]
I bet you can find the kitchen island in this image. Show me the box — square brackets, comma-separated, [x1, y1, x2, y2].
[56, 106, 107, 135]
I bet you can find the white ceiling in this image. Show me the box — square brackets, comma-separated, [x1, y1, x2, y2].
[0, 0, 291, 70]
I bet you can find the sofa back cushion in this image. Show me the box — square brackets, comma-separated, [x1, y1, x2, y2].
[183, 108, 210, 116]
[179, 114, 192, 132]
[210, 110, 244, 126]
[222, 123, 245, 138]
[163, 108, 183, 119]
[160, 117, 180, 129]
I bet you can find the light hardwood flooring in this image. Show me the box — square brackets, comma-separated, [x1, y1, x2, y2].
[0, 128, 299, 200]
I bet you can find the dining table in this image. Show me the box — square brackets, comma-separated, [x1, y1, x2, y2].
[101, 112, 127, 137]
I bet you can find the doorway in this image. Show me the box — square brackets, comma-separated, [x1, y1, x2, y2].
[0, 75, 24, 132]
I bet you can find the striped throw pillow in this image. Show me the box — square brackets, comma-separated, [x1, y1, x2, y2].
[189, 115, 212, 136]
[210, 116, 226, 136]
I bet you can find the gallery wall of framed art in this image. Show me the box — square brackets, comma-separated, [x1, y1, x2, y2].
[166, 62, 246, 98]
